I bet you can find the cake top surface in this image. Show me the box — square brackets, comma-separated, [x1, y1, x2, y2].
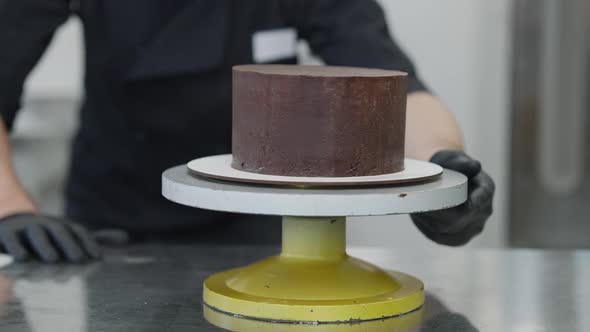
[233, 65, 407, 78]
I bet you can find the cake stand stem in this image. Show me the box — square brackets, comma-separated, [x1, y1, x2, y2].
[203, 215, 424, 323]
[282, 216, 346, 261]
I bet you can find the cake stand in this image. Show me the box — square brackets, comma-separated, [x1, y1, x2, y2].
[162, 160, 467, 325]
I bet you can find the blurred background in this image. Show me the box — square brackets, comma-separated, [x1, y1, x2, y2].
[10, 0, 589, 249]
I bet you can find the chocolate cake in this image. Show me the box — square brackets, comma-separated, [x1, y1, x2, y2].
[232, 65, 407, 177]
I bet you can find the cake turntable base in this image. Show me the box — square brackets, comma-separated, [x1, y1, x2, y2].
[162, 162, 467, 326]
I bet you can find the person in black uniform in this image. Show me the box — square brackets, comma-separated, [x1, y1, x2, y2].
[0, 0, 495, 262]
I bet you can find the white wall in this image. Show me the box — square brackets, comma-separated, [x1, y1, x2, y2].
[24, 1, 512, 248]
[24, 18, 83, 99]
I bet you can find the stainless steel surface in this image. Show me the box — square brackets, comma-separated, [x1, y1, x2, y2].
[510, 0, 590, 248]
[538, 0, 589, 194]
[0, 244, 588, 331]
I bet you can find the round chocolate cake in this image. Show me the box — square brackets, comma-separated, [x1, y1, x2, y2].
[232, 65, 407, 177]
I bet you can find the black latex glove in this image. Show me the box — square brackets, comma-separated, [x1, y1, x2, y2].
[411, 150, 495, 246]
[0, 214, 101, 263]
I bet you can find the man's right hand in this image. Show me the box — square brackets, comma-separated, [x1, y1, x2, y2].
[0, 214, 101, 263]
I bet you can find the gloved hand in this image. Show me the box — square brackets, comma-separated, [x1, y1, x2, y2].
[411, 150, 495, 246]
[0, 214, 101, 263]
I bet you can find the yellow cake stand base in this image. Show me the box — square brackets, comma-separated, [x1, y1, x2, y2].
[203, 217, 424, 325]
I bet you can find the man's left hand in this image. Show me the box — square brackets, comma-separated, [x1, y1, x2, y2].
[411, 150, 495, 246]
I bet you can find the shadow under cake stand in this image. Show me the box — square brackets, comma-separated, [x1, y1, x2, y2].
[162, 155, 467, 325]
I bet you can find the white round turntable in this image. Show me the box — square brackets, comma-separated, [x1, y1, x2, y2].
[162, 154, 467, 326]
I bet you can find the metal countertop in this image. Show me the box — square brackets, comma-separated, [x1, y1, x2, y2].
[0, 244, 588, 331]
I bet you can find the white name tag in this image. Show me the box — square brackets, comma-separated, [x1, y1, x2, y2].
[252, 28, 297, 63]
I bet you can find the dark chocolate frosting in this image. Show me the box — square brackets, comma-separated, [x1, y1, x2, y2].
[232, 65, 407, 177]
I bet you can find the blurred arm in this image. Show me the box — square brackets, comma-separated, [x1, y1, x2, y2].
[0, 118, 37, 217]
[405, 92, 463, 160]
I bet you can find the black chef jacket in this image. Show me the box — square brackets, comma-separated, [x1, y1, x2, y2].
[0, 0, 427, 243]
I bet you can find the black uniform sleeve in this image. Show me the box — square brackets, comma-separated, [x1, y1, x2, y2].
[283, 0, 428, 93]
[0, 0, 70, 131]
